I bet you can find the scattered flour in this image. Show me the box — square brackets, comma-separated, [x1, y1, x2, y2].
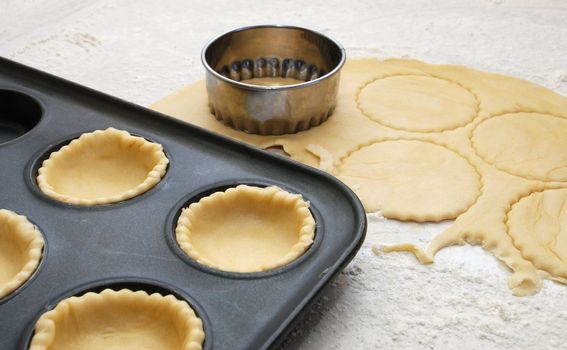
[283, 215, 567, 349]
[2, 1, 567, 349]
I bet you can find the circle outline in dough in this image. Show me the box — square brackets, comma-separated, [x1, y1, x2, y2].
[0, 209, 44, 300]
[28, 288, 206, 350]
[36, 128, 170, 206]
[355, 74, 480, 133]
[505, 187, 567, 282]
[174, 184, 316, 273]
[335, 138, 482, 222]
[471, 112, 567, 182]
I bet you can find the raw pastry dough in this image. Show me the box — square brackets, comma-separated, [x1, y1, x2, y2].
[507, 189, 567, 283]
[152, 58, 567, 295]
[472, 112, 567, 182]
[175, 185, 315, 273]
[37, 128, 169, 205]
[29, 289, 205, 350]
[0, 209, 44, 299]
[357, 75, 478, 132]
[241, 77, 304, 86]
[335, 140, 481, 221]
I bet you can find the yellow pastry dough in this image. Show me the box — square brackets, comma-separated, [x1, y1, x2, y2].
[472, 112, 567, 182]
[0, 209, 44, 299]
[152, 58, 567, 295]
[241, 77, 304, 86]
[507, 189, 567, 283]
[336, 139, 481, 221]
[29, 289, 205, 350]
[175, 185, 315, 273]
[357, 75, 478, 132]
[37, 128, 169, 205]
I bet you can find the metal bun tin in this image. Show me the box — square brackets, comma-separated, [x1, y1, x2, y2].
[202, 25, 346, 135]
[0, 58, 366, 350]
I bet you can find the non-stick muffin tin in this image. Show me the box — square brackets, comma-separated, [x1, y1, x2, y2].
[0, 57, 366, 349]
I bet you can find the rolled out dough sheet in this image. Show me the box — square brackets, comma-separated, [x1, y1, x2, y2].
[151, 58, 567, 296]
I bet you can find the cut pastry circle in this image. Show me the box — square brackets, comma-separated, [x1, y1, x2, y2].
[175, 185, 316, 273]
[507, 188, 567, 281]
[29, 288, 205, 350]
[472, 113, 567, 182]
[152, 58, 567, 296]
[335, 140, 481, 222]
[37, 128, 169, 205]
[0, 209, 44, 299]
[357, 75, 478, 132]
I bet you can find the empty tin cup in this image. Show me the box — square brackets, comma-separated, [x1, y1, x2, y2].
[201, 25, 346, 135]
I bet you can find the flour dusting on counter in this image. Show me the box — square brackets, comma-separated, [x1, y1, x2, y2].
[2, 1, 567, 349]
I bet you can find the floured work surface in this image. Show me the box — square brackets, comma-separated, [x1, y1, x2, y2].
[152, 58, 567, 296]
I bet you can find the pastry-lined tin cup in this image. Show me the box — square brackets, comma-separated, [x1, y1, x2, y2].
[174, 185, 316, 274]
[0, 58, 366, 350]
[201, 24, 346, 135]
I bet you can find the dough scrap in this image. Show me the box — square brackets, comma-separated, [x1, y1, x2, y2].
[335, 140, 481, 222]
[357, 75, 478, 132]
[175, 185, 316, 273]
[305, 144, 335, 173]
[29, 289, 205, 350]
[152, 58, 567, 295]
[0, 209, 44, 299]
[37, 128, 169, 206]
